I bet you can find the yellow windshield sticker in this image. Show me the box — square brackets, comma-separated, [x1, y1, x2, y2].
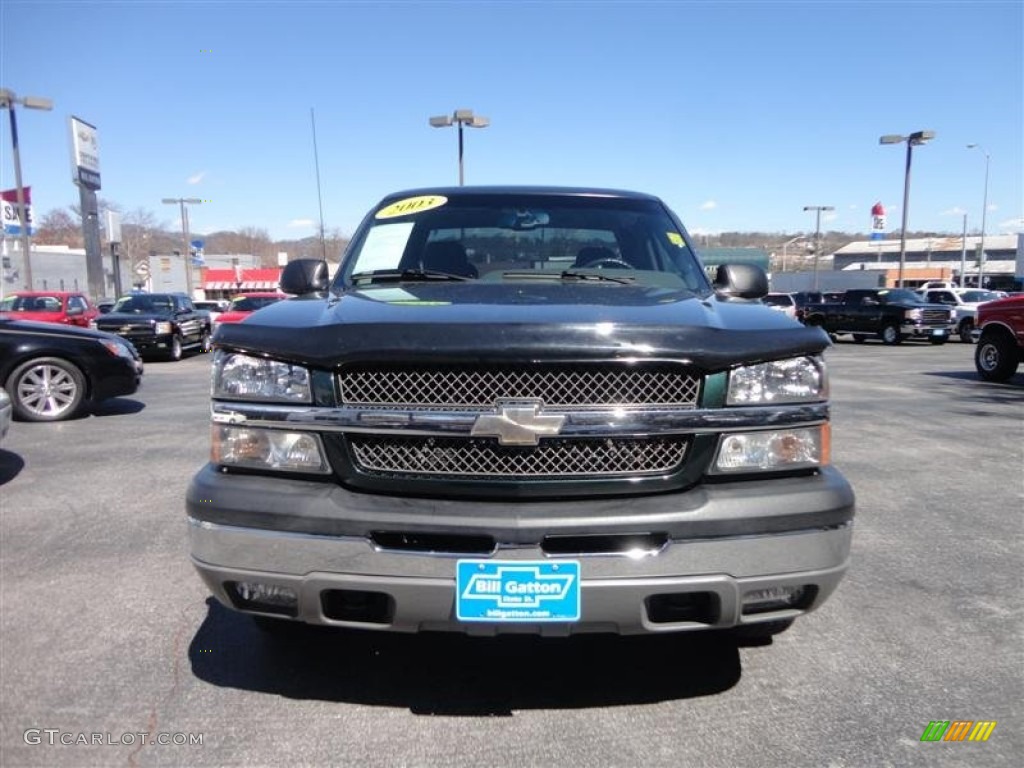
[375, 195, 448, 219]
[667, 232, 684, 247]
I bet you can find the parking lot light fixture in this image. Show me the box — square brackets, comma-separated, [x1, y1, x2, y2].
[966, 144, 990, 288]
[879, 130, 936, 287]
[429, 108, 490, 186]
[1, 88, 54, 291]
[803, 207, 834, 290]
[162, 197, 203, 296]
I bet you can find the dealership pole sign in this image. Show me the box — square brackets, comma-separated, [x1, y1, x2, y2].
[68, 116, 101, 190]
[1, 187, 34, 236]
[870, 201, 886, 241]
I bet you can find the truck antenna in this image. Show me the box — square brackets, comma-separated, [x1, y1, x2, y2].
[310, 107, 327, 262]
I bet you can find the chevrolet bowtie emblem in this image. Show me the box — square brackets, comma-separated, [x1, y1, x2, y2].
[471, 403, 566, 446]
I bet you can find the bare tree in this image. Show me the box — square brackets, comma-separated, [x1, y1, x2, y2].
[34, 208, 83, 247]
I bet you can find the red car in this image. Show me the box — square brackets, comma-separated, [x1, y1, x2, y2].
[215, 292, 288, 325]
[0, 291, 100, 328]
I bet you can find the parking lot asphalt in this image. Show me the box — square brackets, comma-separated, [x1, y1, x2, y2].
[0, 340, 1021, 767]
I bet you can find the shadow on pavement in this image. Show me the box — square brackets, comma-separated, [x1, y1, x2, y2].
[0, 449, 25, 485]
[91, 398, 146, 417]
[189, 599, 742, 714]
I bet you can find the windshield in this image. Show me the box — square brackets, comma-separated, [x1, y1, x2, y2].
[113, 295, 174, 313]
[960, 290, 1001, 303]
[0, 295, 63, 312]
[230, 295, 283, 312]
[338, 193, 710, 293]
[878, 289, 923, 304]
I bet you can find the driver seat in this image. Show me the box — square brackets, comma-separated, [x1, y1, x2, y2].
[573, 246, 622, 268]
[421, 241, 478, 278]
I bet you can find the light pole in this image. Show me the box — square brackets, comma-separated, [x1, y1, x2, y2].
[880, 130, 936, 287]
[803, 206, 834, 290]
[162, 197, 202, 296]
[780, 235, 807, 273]
[0, 88, 54, 290]
[429, 108, 489, 185]
[966, 144, 989, 288]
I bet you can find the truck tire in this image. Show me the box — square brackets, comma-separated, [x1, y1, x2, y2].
[958, 319, 974, 344]
[975, 331, 1019, 382]
[880, 324, 902, 345]
[7, 357, 87, 422]
[167, 334, 183, 362]
[200, 329, 212, 353]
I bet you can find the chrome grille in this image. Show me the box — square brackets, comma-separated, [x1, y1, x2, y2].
[921, 309, 951, 324]
[338, 366, 701, 411]
[350, 436, 688, 478]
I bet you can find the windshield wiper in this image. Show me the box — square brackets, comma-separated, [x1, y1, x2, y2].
[500, 270, 635, 285]
[351, 269, 471, 283]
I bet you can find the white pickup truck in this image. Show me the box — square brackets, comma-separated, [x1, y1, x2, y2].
[918, 288, 1006, 343]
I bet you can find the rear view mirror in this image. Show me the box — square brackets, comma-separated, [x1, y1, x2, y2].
[280, 259, 329, 295]
[713, 264, 768, 299]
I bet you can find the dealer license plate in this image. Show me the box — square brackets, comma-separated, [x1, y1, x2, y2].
[932, 329, 947, 336]
[456, 560, 580, 622]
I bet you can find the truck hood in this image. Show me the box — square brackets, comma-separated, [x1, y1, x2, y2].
[96, 311, 174, 324]
[212, 282, 830, 373]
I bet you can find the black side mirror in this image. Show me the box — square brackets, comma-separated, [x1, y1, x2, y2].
[713, 264, 768, 299]
[280, 259, 329, 295]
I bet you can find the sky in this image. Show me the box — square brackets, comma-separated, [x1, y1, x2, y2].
[1, 0, 1022, 246]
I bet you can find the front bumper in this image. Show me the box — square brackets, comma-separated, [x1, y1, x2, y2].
[901, 321, 954, 339]
[188, 466, 854, 635]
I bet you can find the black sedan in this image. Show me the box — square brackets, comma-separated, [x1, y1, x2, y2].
[0, 317, 144, 422]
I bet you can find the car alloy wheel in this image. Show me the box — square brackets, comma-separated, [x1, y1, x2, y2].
[8, 357, 87, 422]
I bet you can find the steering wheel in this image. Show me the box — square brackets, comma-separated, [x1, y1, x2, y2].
[580, 257, 634, 270]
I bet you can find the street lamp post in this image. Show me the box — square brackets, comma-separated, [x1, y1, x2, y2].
[162, 197, 202, 296]
[880, 130, 936, 288]
[803, 206, 834, 290]
[0, 88, 54, 291]
[966, 144, 990, 288]
[429, 108, 489, 185]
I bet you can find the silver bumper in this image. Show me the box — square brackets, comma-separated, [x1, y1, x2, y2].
[190, 517, 852, 636]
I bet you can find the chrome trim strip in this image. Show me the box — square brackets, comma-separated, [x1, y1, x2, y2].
[210, 401, 829, 437]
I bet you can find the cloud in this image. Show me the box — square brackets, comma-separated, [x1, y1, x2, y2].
[287, 218, 315, 229]
[698, 200, 717, 211]
[823, 212, 838, 223]
[187, 171, 206, 185]
[998, 217, 1024, 232]
[941, 206, 967, 217]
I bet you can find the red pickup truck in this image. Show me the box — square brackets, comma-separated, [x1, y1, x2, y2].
[974, 295, 1024, 382]
[0, 291, 100, 328]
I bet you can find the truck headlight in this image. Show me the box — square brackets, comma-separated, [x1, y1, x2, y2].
[712, 425, 829, 473]
[154, 321, 173, 334]
[212, 425, 329, 473]
[212, 351, 311, 402]
[905, 308, 922, 321]
[726, 356, 827, 405]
